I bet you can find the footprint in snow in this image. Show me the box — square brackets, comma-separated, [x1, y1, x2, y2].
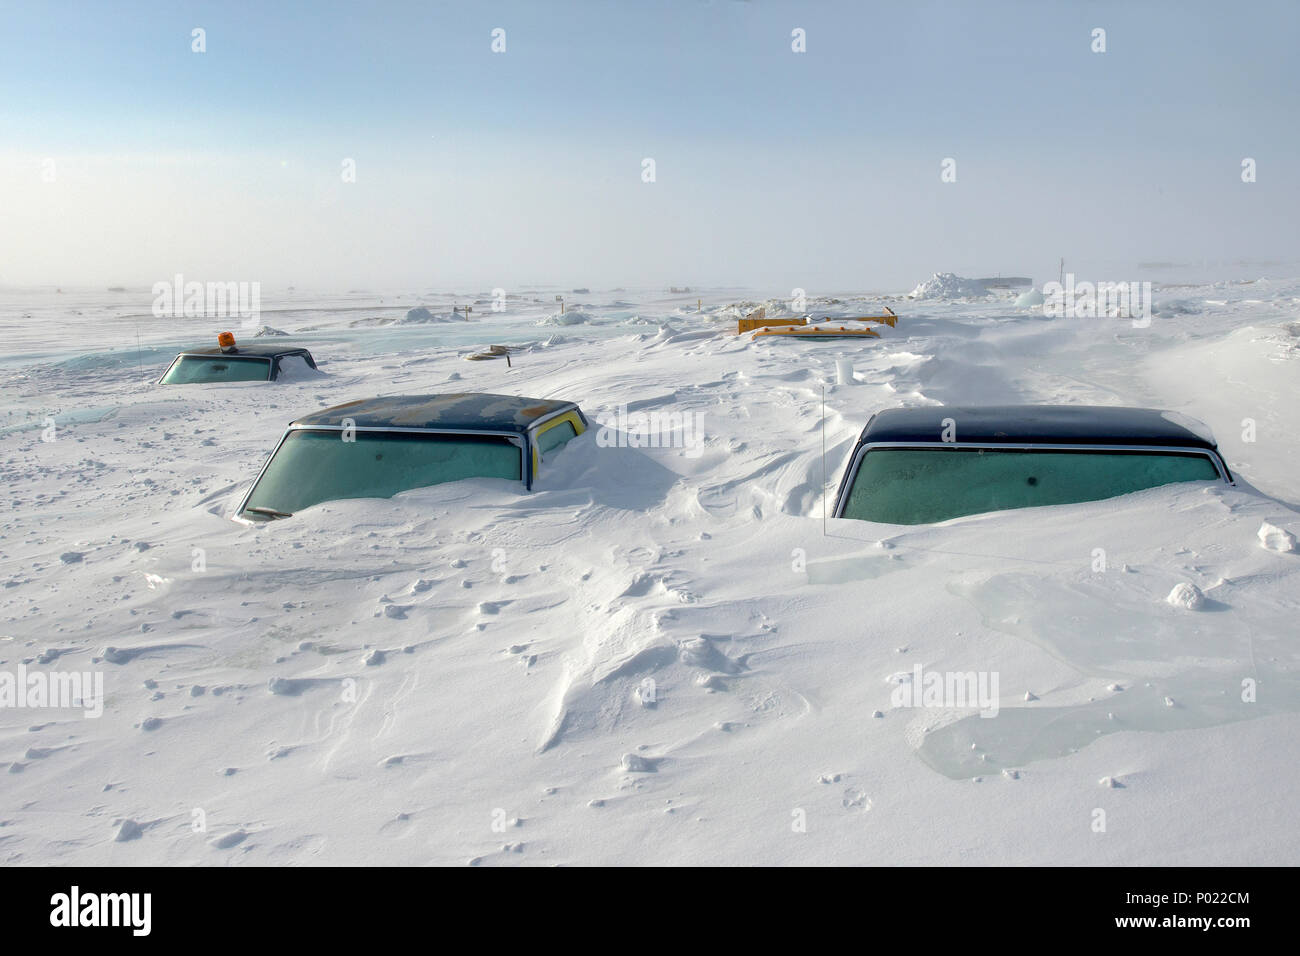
[621, 753, 657, 773]
[841, 788, 871, 812]
[99, 643, 202, 665]
[210, 829, 248, 850]
[267, 676, 335, 696]
[24, 746, 68, 760]
[115, 820, 143, 842]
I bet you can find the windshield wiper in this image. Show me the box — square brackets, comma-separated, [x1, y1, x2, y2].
[245, 506, 294, 519]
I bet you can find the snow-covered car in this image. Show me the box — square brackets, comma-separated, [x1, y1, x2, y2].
[833, 405, 1233, 525]
[237, 392, 589, 520]
[159, 332, 318, 384]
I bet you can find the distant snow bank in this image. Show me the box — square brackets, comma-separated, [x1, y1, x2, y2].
[908, 273, 991, 299]
[537, 310, 594, 327]
[402, 306, 460, 324]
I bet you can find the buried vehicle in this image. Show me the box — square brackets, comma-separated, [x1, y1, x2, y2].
[159, 332, 318, 384]
[833, 405, 1234, 525]
[237, 393, 588, 520]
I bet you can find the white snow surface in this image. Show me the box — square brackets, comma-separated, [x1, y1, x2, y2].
[1, 281, 1298, 865]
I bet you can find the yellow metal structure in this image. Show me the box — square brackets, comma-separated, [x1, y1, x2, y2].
[752, 324, 882, 341]
[738, 316, 808, 333]
[740, 306, 896, 333]
[849, 306, 897, 327]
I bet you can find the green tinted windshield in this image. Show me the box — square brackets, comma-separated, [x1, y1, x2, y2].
[841, 447, 1221, 525]
[161, 354, 272, 384]
[243, 429, 523, 516]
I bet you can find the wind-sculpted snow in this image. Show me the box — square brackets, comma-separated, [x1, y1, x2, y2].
[1, 282, 1298, 865]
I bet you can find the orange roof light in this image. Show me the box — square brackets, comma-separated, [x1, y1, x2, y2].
[217, 331, 236, 351]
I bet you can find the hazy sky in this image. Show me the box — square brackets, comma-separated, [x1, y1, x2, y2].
[2, 0, 1298, 292]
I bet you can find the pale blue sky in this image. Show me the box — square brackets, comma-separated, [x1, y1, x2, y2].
[2, 0, 1297, 290]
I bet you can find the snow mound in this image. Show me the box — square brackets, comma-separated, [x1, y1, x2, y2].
[1160, 410, 1216, 445]
[402, 306, 458, 324]
[1257, 522, 1297, 553]
[1014, 289, 1045, 308]
[1166, 582, 1206, 610]
[252, 326, 289, 336]
[274, 355, 324, 380]
[909, 273, 990, 299]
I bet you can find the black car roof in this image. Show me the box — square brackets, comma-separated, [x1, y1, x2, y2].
[291, 393, 580, 434]
[177, 345, 312, 359]
[859, 405, 1219, 450]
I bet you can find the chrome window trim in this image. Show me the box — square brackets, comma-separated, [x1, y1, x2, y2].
[527, 404, 580, 432]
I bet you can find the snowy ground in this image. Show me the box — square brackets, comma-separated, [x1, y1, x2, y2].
[1, 280, 1298, 865]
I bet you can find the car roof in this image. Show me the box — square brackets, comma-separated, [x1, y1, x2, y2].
[290, 393, 580, 434]
[859, 405, 1219, 450]
[177, 345, 312, 359]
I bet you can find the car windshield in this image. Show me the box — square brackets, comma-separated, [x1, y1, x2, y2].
[161, 354, 272, 384]
[840, 447, 1221, 525]
[242, 429, 523, 517]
